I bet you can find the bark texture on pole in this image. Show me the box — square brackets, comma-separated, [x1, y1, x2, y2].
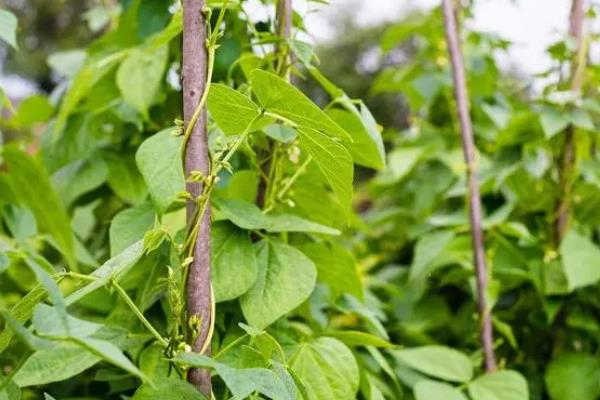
[183, 0, 211, 394]
[554, 0, 587, 245]
[441, 0, 497, 373]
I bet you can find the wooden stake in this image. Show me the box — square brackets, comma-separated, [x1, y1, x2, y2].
[554, 0, 587, 245]
[182, 0, 212, 394]
[441, 0, 497, 373]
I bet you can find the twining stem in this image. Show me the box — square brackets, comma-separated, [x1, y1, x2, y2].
[554, 0, 588, 246]
[256, 0, 293, 209]
[263, 155, 312, 213]
[441, 0, 497, 373]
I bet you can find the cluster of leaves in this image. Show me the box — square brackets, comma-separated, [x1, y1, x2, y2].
[349, 6, 600, 400]
[0, 0, 396, 399]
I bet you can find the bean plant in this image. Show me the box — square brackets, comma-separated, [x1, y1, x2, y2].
[0, 0, 599, 399]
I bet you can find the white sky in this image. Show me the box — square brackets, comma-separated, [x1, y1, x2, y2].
[297, 0, 575, 76]
[0, 1, 587, 97]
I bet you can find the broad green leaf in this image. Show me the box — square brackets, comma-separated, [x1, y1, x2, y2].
[414, 381, 468, 400]
[208, 83, 261, 135]
[133, 377, 206, 400]
[216, 364, 296, 400]
[378, 147, 424, 184]
[11, 95, 54, 127]
[0, 381, 19, 400]
[327, 104, 385, 170]
[24, 257, 68, 332]
[2, 147, 75, 266]
[54, 158, 108, 206]
[104, 152, 148, 204]
[539, 108, 569, 138]
[297, 127, 354, 220]
[219, 170, 259, 202]
[65, 241, 144, 305]
[559, 230, 600, 291]
[290, 337, 359, 400]
[545, 353, 600, 400]
[263, 124, 297, 143]
[409, 230, 455, 281]
[297, 242, 363, 300]
[482, 104, 510, 129]
[569, 109, 594, 130]
[250, 69, 349, 139]
[323, 331, 393, 348]
[215, 198, 340, 235]
[395, 346, 473, 383]
[136, 128, 185, 212]
[0, 9, 18, 49]
[212, 222, 258, 302]
[0, 285, 46, 354]
[13, 344, 100, 387]
[117, 45, 168, 119]
[54, 50, 126, 139]
[467, 370, 528, 400]
[70, 336, 147, 381]
[241, 239, 317, 329]
[110, 202, 155, 257]
[173, 353, 295, 400]
[32, 304, 101, 337]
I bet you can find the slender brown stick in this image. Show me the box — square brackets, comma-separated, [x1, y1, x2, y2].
[182, 0, 212, 394]
[554, 0, 587, 245]
[441, 0, 497, 373]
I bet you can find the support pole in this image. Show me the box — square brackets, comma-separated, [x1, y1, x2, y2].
[182, 0, 212, 394]
[441, 0, 497, 373]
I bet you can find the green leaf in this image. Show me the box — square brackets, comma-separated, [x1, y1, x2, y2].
[323, 331, 393, 348]
[13, 344, 100, 387]
[65, 241, 144, 305]
[409, 230, 455, 281]
[215, 198, 340, 235]
[173, 353, 295, 400]
[136, 128, 185, 212]
[297, 242, 363, 300]
[559, 230, 600, 291]
[0, 381, 19, 400]
[290, 337, 359, 400]
[2, 147, 75, 266]
[70, 336, 147, 381]
[263, 124, 297, 143]
[414, 381, 468, 400]
[208, 84, 261, 135]
[327, 104, 385, 170]
[250, 69, 349, 139]
[32, 304, 101, 337]
[297, 127, 354, 220]
[467, 370, 528, 400]
[0, 9, 18, 49]
[133, 377, 206, 400]
[54, 158, 108, 206]
[117, 45, 168, 119]
[24, 258, 68, 332]
[545, 353, 600, 400]
[11, 95, 54, 127]
[54, 51, 126, 139]
[539, 108, 569, 138]
[212, 221, 258, 302]
[110, 202, 155, 257]
[395, 346, 473, 383]
[240, 239, 317, 329]
[104, 152, 148, 204]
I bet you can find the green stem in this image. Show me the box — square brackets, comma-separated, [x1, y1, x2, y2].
[111, 279, 169, 347]
[263, 155, 312, 213]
